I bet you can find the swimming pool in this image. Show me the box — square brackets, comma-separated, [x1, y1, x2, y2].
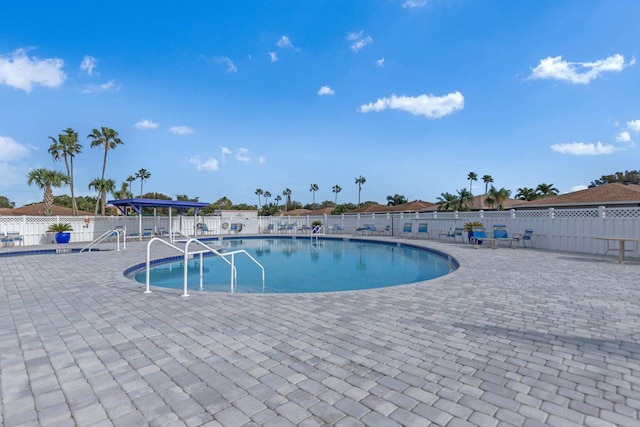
[133, 237, 457, 293]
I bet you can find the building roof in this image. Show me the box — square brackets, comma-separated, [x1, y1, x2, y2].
[512, 183, 640, 208]
[107, 198, 210, 215]
[0, 203, 94, 216]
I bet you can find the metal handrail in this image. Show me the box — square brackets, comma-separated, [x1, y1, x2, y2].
[81, 228, 126, 252]
[145, 237, 265, 297]
[310, 225, 325, 242]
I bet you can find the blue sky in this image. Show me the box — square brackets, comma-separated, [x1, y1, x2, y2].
[1, 0, 639, 208]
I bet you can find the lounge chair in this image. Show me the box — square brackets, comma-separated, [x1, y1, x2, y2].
[438, 228, 454, 241]
[416, 223, 429, 240]
[356, 224, 373, 235]
[157, 227, 170, 238]
[262, 224, 274, 233]
[142, 228, 154, 239]
[285, 223, 296, 233]
[471, 227, 496, 249]
[492, 224, 513, 248]
[1, 231, 23, 247]
[512, 229, 534, 248]
[196, 223, 213, 235]
[330, 225, 344, 234]
[379, 225, 391, 236]
[454, 227, 465, 242]
[401, 223, 413, 238]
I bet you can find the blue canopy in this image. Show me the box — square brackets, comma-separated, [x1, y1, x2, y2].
[107, 198, 210, 216]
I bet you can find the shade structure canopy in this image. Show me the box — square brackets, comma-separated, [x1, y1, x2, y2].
[107, 198, 210, 216]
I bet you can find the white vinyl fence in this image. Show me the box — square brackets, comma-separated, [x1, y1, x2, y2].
[1, 207, 639, 256]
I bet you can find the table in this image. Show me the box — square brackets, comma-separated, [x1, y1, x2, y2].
[596, 237, 640, 263]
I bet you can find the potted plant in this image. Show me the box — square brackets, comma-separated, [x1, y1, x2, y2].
[463, 221, 483, 243]
[48, 223, 73, 244]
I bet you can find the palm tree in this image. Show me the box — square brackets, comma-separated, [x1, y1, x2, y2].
[88, 178, 116, 215]
[515, 187, 538, 201]
[309, 183, 319, 209]
[27, 168, 69, 216]
[263, 191, 271, 205]
[467, 172, 478, 194]
[355, 176, 366, 206]
[87, 127, 123, 215]
[275, 195, 282, 207]
[135, 168, 151, 197]
[436, 192, 459, 211]
[536, 183, 559, 198]
[114, 181, 130, 199]
[482, 174, 493, 195]
[457, 188, 474, 211]
[126, 175, 136, 198]
[48, 128, 82, 216]
[282, 188, 292, 212]
[332, 184, 342, 204]
[386, 194, 408, 206]
[255, 188, 263, 208]
[486, 186, 511, 210]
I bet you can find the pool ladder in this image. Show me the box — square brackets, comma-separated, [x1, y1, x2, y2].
[144, 237, 265, 296]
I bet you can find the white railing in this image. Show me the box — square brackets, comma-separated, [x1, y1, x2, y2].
[3, 206, 640, 256]
[81, 228, 126, 252]
[144, 237, 265, 296]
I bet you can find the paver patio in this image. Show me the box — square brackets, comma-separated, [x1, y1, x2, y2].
[1, 237, 639, 426]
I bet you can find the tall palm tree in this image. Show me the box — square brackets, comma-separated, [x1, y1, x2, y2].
[457, 188, 473, 211]
[536, 183, 559, 198]
[27, 168, 69, 216]
[515, 187, 538, 201]
[355, 176, 366, 206]
[467, 171, 478, 194]
[275, 195, 282, 207]
[482, 174, 493, 195]
[88, 178, 116, 215]
[135, 168, 151, 197]
[486, 186, 511, 210]
[309, 183, 319, 209]
[126, 175, 136, 198]
[255, 188, 264, 208]
[87, 127, 123, 215]
[282, 188, 292, 212]
[436, 192, 459, 212]
[114, 181, 130, 199]
[263, 191, 271, 205]
[48, 128, 82, 216]
[332, 184, 342, 204]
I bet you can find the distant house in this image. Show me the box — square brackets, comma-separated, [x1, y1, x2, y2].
[512, 183, 640, 209]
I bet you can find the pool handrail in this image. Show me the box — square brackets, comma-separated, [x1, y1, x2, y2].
[145, 237, 265, 296]
[81, 228, 126, 253]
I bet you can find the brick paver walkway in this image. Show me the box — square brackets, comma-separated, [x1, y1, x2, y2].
[1, 237, 639, 426]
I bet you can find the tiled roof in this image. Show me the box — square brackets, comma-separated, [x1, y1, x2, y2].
[513, 183, 640, 208]
[0, 203, 94, 216]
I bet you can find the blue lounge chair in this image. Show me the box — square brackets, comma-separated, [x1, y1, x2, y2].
[454, 227, 465, 242]
[401, 223, 413, 238]
[196, 223, 213, 235]
[493, 224, 513, 248]
[416, 223, 429, 240]
[330, 225, 344, 234]
[142, 228, 154, 239]
[1, 231, 23, 247]
[262, 224, 274, 233]
[356, 224, 373, 235]
[470, 227, 496, 249]
[512, 229, 534, 248]
[438, 227, 454, 241]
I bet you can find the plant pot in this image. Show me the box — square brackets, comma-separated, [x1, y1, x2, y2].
[55, 232, 71, 244]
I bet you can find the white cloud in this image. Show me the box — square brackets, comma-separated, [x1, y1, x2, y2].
[0, 135, 30, 161]
[258, 155, 266, 164]
[268, 52, 278, 62]
[317, 85, 334, 96]
[346, 31, 374, 52]
[276, 36, 299, 50]
[214, 56, 237, 72]
[628, 120, 640, 133]
[529, 54, 630, 84]
[134, 119, 159, 130]
[0, 48, 66, 92]
[359, 91, 464, 118]
[220, 146, 231, 163]
[616, 131, 631, 143]
[189, 155, 219, 171]
[403, 0, 427, 8]
[570, 185, 588, 192]
[376, 58, 385, 67]
[81, 79, 120, 94]
[169, 126, 194, 135]
[550, 141, 620, 155]
[80, 55, 97, 75]
[236, 147, 251, 163]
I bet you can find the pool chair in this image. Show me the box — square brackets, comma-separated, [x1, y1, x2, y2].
[196, 223, 213, 235]
[355, 224, 373, 235]
[379, 225, 391, 236]
[262, 224, 275, 233]
[438, 228, 455, 241]
[454, 227, 465, 242]
[512, 229, 534, 248]
[142, 228, 155, 239]
[416, 223, 429, 240]
[470, 227, 497, 249]
[401, 223, 413, 238]
[330, 225, 344, 234]
[285, 223, 297, 233]
[157, 227, 170, 238]
[1, 231, 23, 247]
[492, 224, 513, 248]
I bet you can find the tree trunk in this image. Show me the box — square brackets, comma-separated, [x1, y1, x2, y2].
[44, 186, 53, 216]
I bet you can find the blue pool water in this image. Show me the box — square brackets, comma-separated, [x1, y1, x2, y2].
[134, 237, 457, 294]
